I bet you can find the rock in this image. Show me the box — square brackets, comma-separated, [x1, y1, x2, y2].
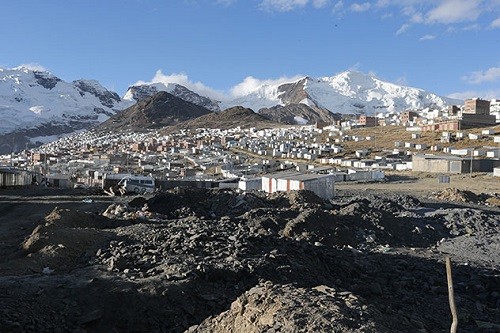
[370, 283, 383, 295]
[78, 310, 103, 325]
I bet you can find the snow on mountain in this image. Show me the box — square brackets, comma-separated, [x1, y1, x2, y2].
[124, 82, 220, 112]
[0, 67, 130, 153]
[0, 67, 128, 134]
[221, 71, 462, 114]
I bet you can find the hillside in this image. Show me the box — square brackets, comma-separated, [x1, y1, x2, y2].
[174, 106, 278, 130]
[123, 82, 220, 112]
[0, 67, 128, 153]
[258, 103, 340, 125]
[99, 91, 212, 132]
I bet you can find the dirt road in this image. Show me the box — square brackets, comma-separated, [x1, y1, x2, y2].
[336, 171, 500, 197]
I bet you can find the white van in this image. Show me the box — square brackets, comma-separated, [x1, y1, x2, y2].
[117, 175, 156, 194]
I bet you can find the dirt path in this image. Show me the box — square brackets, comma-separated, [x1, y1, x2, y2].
[0, 187, 116, 266]
[336, 172, 500, 198]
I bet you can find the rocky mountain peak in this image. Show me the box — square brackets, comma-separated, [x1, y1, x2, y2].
[33, 71, 61, 90]
[99, 91, 212, 132]
[73, 79, 121, 109]
[124, 82, 220, 112]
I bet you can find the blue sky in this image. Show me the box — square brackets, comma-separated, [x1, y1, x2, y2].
[1, 0, 499, 100]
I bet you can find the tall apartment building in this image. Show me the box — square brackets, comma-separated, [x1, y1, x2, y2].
[400, 111, 419, 125]
[463, 98, 490, 115]
[448, 105, 460, 116]
[358, 115, 377, 127]
[490, 99, 500, 123]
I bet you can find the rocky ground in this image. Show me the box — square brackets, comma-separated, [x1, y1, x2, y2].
[0, 186, 498, 332]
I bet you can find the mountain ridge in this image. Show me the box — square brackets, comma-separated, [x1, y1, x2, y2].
[220, 71, 462, 115]
[0, 67, 465, 153]
[99, 91, 212, 132]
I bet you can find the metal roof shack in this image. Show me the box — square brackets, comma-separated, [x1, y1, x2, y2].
[0, 168, 39, 187]
[262, 172, 335, 199]
[412, 154, 499, 174]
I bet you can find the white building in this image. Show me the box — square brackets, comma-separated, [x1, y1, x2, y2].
[261, 172, 335, 199]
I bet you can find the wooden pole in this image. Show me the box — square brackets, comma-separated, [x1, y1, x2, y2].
[446, 257, 458, 333]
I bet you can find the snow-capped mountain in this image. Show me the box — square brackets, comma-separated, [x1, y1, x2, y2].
[124, 82, 220, 112]
[222, 71, 462, 114]
[0, 67, 464, 153]
[0, 67, 129, 153]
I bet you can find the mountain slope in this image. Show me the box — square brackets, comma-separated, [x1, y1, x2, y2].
[174, 106, 276, 130]
[221, 71, 462, 114]
[258, 103, 340, 125]
[0, 67, 128, 153]
[99, 91, 212, 131]
[124, 82, 220, 112]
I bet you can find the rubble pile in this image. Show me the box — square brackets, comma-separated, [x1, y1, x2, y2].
[434, 188, 480, 203]
[0, 188, 498, 332]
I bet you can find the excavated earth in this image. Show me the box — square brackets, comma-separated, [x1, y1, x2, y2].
[0, 187, 498, 332]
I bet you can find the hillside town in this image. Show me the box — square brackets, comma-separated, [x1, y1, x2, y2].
[3, 2, 500, 332]
[1, 97, 499, 200]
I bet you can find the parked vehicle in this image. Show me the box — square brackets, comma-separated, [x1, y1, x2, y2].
[117, 175, 156, 194]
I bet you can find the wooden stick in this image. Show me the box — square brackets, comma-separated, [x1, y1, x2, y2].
[446, 257, 458, 333]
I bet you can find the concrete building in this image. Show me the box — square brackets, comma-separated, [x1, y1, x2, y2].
[490, 99, 500, 122]
[420, 114, 496, 132]
[400, 111, 419, 125]
[0, 168, 38, 187]
[359, 115, 377, 127]
[238, 177, 261, 191]
[464, 98, 490, 115]
[448, 105, 460, 116]
[412, 154, 499, 174]
[262, 171, 335, 199]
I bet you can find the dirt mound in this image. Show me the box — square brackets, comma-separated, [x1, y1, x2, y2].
[1, 189, 499, 332]
[485, 194, 500, 207]
[146, 188, 275, 219]
[191, 281, 380, 333]
[19, 208, 121, 273]
[43, 207, 130, 229]
[434, 188, 480, 203]
[268, 189, 326, 208]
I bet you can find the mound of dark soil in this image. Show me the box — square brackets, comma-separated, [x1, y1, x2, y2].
[1, 189, 498, 332]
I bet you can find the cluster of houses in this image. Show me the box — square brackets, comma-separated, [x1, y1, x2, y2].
[352, 98, 499, 131]
[1, 101, 499, 198]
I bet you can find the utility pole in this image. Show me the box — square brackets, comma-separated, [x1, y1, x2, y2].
[470, 149, 473, 177]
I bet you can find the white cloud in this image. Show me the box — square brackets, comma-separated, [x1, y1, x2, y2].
[230, 75, 303, 97]
[135, 70, 226, 101]
[395, 23, 411, 35]
[15, 63, 48, 72]
[419, 34, 436, 40]
[312, 0, 330, 8]
[463, 23, 481, 31]
[348, 62, 362, 71]
[135, 70, 303, 100]
[375, 0, 391, 7]
[426, 0, 482, 24]
[410, 12, 424, 23]
[215, 0, 236, 5]
[395, 75, 408, 85]
[350, 2, 371, 12]
[490, 17, 500, 28]
[462, 66, 500, 84]
[448, 89, 500, 100]
[259, 0, 309, 12]
[332, 0, 344, 14]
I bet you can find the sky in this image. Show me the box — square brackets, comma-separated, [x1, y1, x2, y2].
[1, 0, 499, 101]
